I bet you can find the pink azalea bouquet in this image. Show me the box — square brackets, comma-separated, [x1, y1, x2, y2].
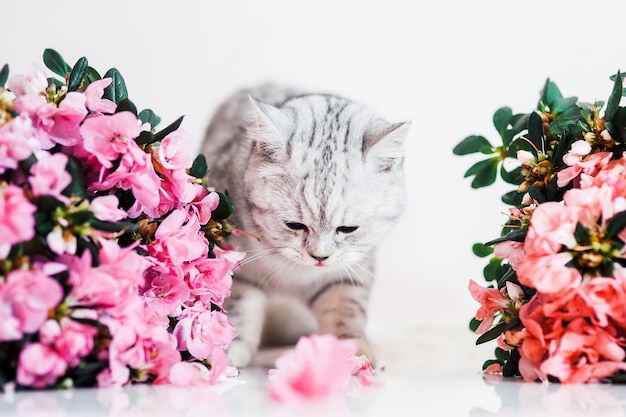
[0, 49, 244, 390]
[455, 71, 626, 383]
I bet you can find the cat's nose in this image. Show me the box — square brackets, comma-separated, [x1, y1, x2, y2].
[310, 254, 329, 262]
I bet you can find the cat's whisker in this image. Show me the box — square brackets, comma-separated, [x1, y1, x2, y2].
[238, 247, 285, 267]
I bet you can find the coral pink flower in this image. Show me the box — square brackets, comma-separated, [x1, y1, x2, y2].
[268, 334, 359, 403]
[540, 318, 626, 383]
[592, 157, 626, 197]
[0, 183, 36, 252]
[468, 280, 515, 334]
[0, 269, 63, 340]
[517, 252, 581, 294]
[16, 343, 68, 388]
[28, 151, 71, 201]
[493, 241, 525, 269]
[84, 78, 116, 114]
[523, 202, 579, 256]
[557, 148, 612, 188]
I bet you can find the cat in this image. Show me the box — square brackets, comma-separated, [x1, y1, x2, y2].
[200, 84, 410, 368]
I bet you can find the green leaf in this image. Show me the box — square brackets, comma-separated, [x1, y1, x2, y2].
[464, 157, 499, 188]
[469, 317, 482, 332]
[67, 57, 88, 92]
[43, 48, 71, 78]
[62, 157, 86, 199]
[500, 165, 521, 185]
[493, 107, 513, 142]
[138, 109, 161, 128]
[452, 135, 493, 155]
[0, 64, 8, 87]
[484, 228, 528, 246]
[574, 222, 590, 244]
[476, 321, 507, 345]
[135, 131, 155, 147]
[84, 66, 101, 86]
[527, 112, 544, 153]
[482, 359, 503, 370]
[484, 257, 505, 282]
[211, 191, 235, 221]
[501, 189, 523, 206]
[69, 210, 95, 225]
[115, 98, 137, 115]
[90, 219, 137, 233]
[153, 115, 184, 142]
[606, 210, 626, 240]
[102, 68, 128, 104]
[495, 347, 510, 362]
[552, 96, 578, 115]
[539, 78, 563, 109]
[527, 185, 545, 203]
[605, 70, 623, 122]
[190, 154, 208, 178]
[472, 242, 493, 258]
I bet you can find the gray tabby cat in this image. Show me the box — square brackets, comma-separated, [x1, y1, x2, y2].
[200, 84, 409, 368]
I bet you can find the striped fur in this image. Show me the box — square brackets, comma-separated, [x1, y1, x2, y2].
[201, 84, 409, 367]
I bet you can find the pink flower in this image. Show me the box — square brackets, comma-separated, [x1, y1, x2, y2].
[81, 112, 144, 168]
[184, 257, 232, 305]
[268, 334, 359, 403]
[16, 343, 68, 388]
[0, 183, 36, 251]
[168, 350, 228, 386]
[523, 202, 579, 256]
[54, 320, 98, 366]
[90, 195, 127, 222]
[47, 92, 88, 146]
[188, 191, 220, 225]
[143, 265, 190, 316]
[84, 78, 116, 114]
[63, 250, 120, 308]
[28, 151, 71, 201]
[0, 114, 37, 174]
[149, 209, 208, 265]
[156, 129, 195, 170]
[8, 66, 48, 96]
[0, 269, 63, 341]
[173, 302, 235, 360]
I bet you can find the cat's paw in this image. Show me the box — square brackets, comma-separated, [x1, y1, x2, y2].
[227, 340, 255, 368]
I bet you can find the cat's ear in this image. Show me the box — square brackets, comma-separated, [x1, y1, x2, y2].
[245, 96, 292, 162]
[364, 121, 411, 172]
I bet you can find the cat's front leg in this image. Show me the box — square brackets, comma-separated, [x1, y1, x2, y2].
[308, 282, 378, 366]
[224, 281, 267, 368]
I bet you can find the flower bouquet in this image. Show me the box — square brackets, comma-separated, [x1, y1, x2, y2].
[455, 71, 626, 383]
[0, 49, 244, 390]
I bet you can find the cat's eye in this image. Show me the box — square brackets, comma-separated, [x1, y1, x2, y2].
[285, 222, 308, 232]
[336, 226, 359, 234]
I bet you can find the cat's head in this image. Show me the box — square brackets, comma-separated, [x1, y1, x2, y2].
[242, 94, 409, 268]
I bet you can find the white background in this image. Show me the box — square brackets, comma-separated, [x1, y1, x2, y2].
[3, 0, 626, 374]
